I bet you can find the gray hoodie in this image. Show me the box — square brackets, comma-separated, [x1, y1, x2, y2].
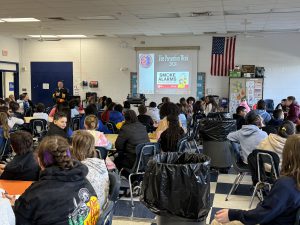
[227, 125, 268, 163]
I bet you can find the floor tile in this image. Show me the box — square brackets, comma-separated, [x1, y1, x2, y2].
[210, 182, 217, 193]
[212, 193, 259, 210]
[217, 174, 252, 185]
[215, 183, 252, 196]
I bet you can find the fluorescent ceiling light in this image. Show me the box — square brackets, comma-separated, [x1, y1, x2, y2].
[78, 15, 117, 20]
[29, 35, 58, 38]
[57, 35, 87, 38]
[1, 18, 40, 22]
[137, 13, 180, 19]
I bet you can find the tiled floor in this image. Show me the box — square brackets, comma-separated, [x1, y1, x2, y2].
[112, 171, 259, 225]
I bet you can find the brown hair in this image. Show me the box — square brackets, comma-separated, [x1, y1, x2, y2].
[37, 136, 74, 169]
[84, 115, 98, 130]
[71, 130, 95, 161]
[138, 104, 147, 115]
[11, 131, 33, 155]
[0, 112, 10, 139]
[281, 135, 300, 190]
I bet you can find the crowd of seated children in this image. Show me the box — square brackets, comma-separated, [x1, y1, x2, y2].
[257, 120, 295, 168]
[204, 95, 219, 115]
[71, 130, 109, 213]
[159, 114, 185, 152]
[232, 106, 247, 130]
[239, 98, 251, 113]
[0, 131, 39, 181]
[286, 96, 300, 123]
[212, 135, 300, 225]
[32, 103, 48, 121]
[137, 104, 155, 133]
[114, 110, 149, 170]
[7, 136, 101, 225]
[267, 109, 284, 127]
[146, 101, 160, 123]
[150, 102, 181, 140]
[80, 104, 111, 134]
[227, 110, 268, 163]
[255, 99, 271, 124]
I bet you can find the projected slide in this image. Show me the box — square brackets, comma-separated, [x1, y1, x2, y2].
[138, 50, 197, 95]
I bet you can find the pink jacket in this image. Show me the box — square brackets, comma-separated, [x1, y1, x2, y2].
[240, 101, 251, 113]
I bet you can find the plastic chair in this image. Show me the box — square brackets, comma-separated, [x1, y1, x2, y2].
[29, 119, 48, 137]
[106, 122, 116, 134]
[120, 142, 160, 209]
[71, 116, 81, 131]
[248, 149, 280, 208]
[95, 147, 108, 160]
[225, 142, 251, 201]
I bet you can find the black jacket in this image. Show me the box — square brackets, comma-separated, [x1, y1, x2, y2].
[53, 88, 69, 103]
[14, 162, 100, 225]
[47, 123, 68, 140]
[233, 114, 246, 130]
[115, 121, 149, 166]
[0, 152, 40, 181]
[137, 114, 154, 132]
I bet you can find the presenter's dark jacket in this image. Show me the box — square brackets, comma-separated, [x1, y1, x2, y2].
[115, 121, 149, 168]
[14, 161, 100, 225]
[0, 151, 40, 181]
[53, 88, 69, 103]
[229, 176, 300, 225]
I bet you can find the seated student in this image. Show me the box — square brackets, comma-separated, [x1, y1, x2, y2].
[114, 110, 149, 170]
[227, 110, 268, 163]
[46, 112, 68, 140]
[137, 104, 154, 133]
[9, 101, 24, 120]
[0, 106, 24, 129]
[69, 99, 80, 118]
[239, 98, 251, 113]
[211, 135, 300, 225]
[255, 99, 271, 124]
[204, 95, 219, 115]
[80, 104, 111, 134]
[286, 96, 300, 123]
[101, 102, 114, 123]
[109, 104, 125, 125]
[123, 100, 131, 114]
[233, 106, 247, 130]
[267, 109, 284, 127]
[257, 121, 295, 167]
[48, 102, 69, 121]
[160, 115, 185, 152]
[146, 101, 160, 123]
[16, 93, 30, 115]
[71, 130, 109, 214]
[275, 98, 288, 112]
[157, 97, 170, 109]
[9, 136, 100, 225]
[0, 112, 10, 158]
[32, 103, 48, 121]
[176, 103, 187, 131]
[0, 131, 39, 181]
[191, 100, 206, 126]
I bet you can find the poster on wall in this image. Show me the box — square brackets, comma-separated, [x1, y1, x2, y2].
[229, 78, 246, 114]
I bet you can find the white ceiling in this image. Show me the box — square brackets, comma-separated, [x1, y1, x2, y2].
[1, 0, 300, 38]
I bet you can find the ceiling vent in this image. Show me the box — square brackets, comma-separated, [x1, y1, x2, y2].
[94, 34, 107, 37]
[190, 12, 212, 17]
[47, 17, 66, 21]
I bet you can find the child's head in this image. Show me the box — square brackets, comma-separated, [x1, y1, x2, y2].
[149, 102, 157, 108]
[11, 131, 33, 155]
[246, 110, 262, 127]
[36, 103, 45, 113]
[187, 97, 195, 105]
[256, 99, 266, 110]
[85, 104, 97, 116]
[69, 99, 78, 109]
[124, 110, 138, 124]
[53, 112, 67, 130]
[9, 101, 20, 113]
[71, 130, 95, 161]
[37, 136, 73, 169]
[281, 99, 287, 106]
[286, 96, 296, 106]
[123, 101, 131, 109]
[236, 106, 247, 117]
[0, 112, 9, 139]
[84, 115, 98, 130]
[281, 135, 300, 190]
[138, 104, 147, 115]
[273, 109, 284, 120]
[114, 104, 123, 113]
[193, 101, 204, 114]
[277, 121, 295, 138]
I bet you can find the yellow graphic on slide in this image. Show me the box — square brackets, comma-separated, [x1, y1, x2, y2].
[178, 75, 187, 89]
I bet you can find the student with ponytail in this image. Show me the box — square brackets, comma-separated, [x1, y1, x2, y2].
[12, 136, 100, 225]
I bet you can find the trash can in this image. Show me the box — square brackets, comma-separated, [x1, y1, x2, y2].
[201, 118, 236, 169]
[141, 152, 210, 224]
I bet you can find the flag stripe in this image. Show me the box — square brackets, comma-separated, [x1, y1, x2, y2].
[211, 36, 236, 76]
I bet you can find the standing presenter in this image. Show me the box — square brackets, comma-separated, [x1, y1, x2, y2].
[52, 81, 69, 103]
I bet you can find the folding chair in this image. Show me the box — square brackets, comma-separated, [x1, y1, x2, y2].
[248, 149, 280, 208]
[106, 121, 117, 134]
[29, 119, 48, 138]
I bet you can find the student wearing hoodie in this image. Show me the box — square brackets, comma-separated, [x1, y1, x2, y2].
[227, 110, 268, 163]
[0, 131, 39, 181]
[211, 135, 300, 225]
[257, 120, 295, 167]
[71, 130, 109, 214]
[286, 96, 300, 123]
[10, 136, 100, 225]
[146, 101, 160, 123]
[255, 99, 271, 124]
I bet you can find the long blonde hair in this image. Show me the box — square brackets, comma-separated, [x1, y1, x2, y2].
[71, 130, 96, 161]
[281, 135, 300, 190]
[0, 112, 10, 139]
[84, 115, 98, 130]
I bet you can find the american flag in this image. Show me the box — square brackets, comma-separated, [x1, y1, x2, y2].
[211, 36, 236, 76]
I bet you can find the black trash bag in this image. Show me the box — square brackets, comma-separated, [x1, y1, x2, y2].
[200, 119, 236, 142]
[207, 112, 231, 119]
[141, 152, 211, 221]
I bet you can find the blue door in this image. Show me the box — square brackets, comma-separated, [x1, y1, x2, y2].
[31, 62, 73, 107]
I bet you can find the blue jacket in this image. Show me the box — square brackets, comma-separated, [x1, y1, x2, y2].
[229, 176, 300, 225]
[255, 109, 271, 124]
[80, 115, 112, 134]
[109, 111, 124, 125]
[227, 125, 268, 162]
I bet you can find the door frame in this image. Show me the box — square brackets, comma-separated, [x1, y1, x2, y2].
[0, 61, 19, 99]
